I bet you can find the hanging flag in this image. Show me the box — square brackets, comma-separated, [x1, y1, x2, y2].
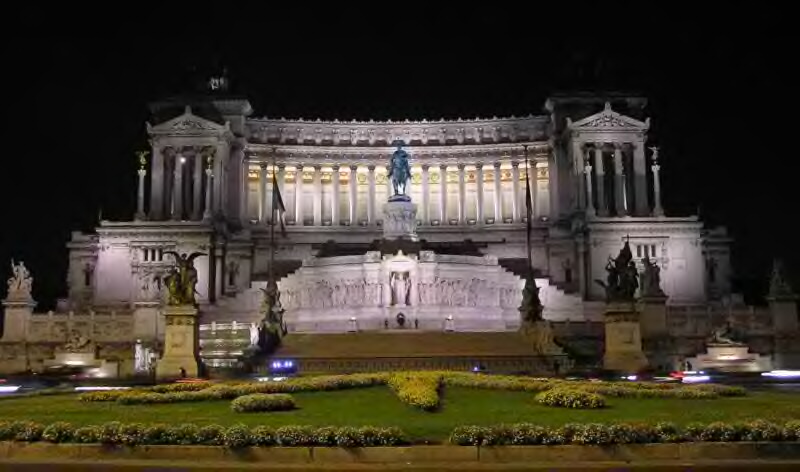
[524, 148, 534, 279]
[272, 171, 287, 237]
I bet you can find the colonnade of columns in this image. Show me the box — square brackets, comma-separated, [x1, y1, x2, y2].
[577, 142, 662, 217]
[251, 160, 547, 227]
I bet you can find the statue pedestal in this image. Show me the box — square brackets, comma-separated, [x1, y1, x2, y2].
[1, 297, 35, 342]
[383, 201, 418, 241]
[156, 305, 200, 380]
[686, 344, 772, 372]
[640, 295, 668, 338]
[603, 303, 649, 373]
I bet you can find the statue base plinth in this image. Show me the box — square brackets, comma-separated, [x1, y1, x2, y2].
[603, 303, 649, 373]
[156, 304, 200, 380]
[686, 344, 772, 373]
[383, 201, 418, 241]
[388, 194, 411, 203]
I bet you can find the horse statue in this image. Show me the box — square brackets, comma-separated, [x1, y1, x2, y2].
[387, 140, 412, 200]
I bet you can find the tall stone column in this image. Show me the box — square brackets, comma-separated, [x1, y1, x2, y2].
[277, 164, 286, 217]
[475, 163, 484, 224]
[172, 153, 184, 220]
[650, 146, 664, 216]
[633, 141, 648, 215]
[614, 144, 626, 216]
[313, 165, 322, 226]
[493, 161, 502, 222]
[136, 156, 147, 221]
[367, 165, 376, 225]
[258, 164, 267, 223]
[584, 161, 596, 216]
[421, 164, 430, 224]
[511, 161, 520, 222]
[526, 160, 536, 221]
[294, 164, 304, 225]
[331, 165, 341, 225]
[348, 165, 358, 225]
[192, 153, 203, 220]
[203, 157, 213, 221]
[439, 164, 448, 223]
[457, 163, 466, 224]
[573, 141, 586, 210]
[594, 146, 607, 216]
[150, 146, 164, 220]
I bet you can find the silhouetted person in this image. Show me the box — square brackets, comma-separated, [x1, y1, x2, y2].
[179, 367, 187, 378]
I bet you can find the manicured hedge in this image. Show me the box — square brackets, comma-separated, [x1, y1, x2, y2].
[386, 372, 442, 410]
[0, 421, 406, 447]
[450, 420, 800, 445]
[535, 388, 605, 409]
[230, 393, 295, 413]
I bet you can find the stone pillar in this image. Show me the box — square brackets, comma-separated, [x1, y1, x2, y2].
[203, 161, 213, 221]
[641, 295, 669, 338]
[650, 147, 664, 217]
[349, 165, 358, 225]
[294, 164, 304, 225]
[136, 167, 147, 221]
[584, 161, 596, 216]
[367, 165, 376, 225]
[192, 153, 203, 220]
[155, 305, 200, 380]
[573, 141, 585, 210]
[150, 146, 164, 220]
[511, 161, 521, 222]
[313, 165, 322, 226]
[594, 146, 607, 216]
[633, 142, 649, 215]
[493, 161, 502, 222]
[1, 298, 34, 343]
[526, 161, 536, 221]
[172, 153, 184, 220]
[421, 164, 430, 224]
[457, 163, 466, 224]
[331, 165, 340, 225]
[258, 164, 267, 223]
[614, 145, 626, 216]
[475, 163, 484, 225]
[439, 164, 448, 223]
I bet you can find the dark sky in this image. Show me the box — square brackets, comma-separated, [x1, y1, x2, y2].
[0, 8, 794, 307]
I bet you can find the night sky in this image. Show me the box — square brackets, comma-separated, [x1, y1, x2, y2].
[0, 9, 794, 308]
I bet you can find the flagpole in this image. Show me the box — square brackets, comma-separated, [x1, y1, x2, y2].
[269, 150, 276, 289]
[524, 145, 533, 279]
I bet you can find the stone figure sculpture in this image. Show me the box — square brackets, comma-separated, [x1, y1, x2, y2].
[518, 275, 543, 324]
[163, 251, 205, 306]
[249, 322, 261, 347]
[261, 280, 287, 337]
[769, 258, 795, 298]
[134, 339, 150, 373]
[594, 240, 639, 302]
[708, 321, 742, 346]
[387, 140, 411, 200]
[640, 256, 665, 297]
[390, 272, 410, 306]
[6, 259, 33, 298]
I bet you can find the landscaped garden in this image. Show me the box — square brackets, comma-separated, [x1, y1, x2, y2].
[0, 372, 799, 446]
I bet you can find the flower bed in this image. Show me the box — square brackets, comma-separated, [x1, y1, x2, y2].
[0, 420, 405, 447]
[450, 420, 800, 446]
[535, 388, 605, 409]
[386, 372, 442, 410]
[231, 394, 295, 413]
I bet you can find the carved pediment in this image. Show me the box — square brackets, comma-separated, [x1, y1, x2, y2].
[147, 106, 231, 137]
[567, 102, 649, 132]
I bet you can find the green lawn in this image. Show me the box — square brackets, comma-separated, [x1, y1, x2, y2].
[2, 386, 800, 442]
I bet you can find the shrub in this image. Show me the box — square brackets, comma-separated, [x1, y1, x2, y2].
[275, 425, 316, 446]
[449, 425, 494, 446]
[740, 419, 783, 441]
[195, 424, 225, 445]
[223, 424, 252, 449]
[784, 420, 800, 441]
[250, 426, 276, 446]
[147, 382, 212, 393]
[171, 424, 200, 445]
[41, 422, 74, 443]
[536, 388, 605, 409]
[313, 426, 338, 446]
[99, 422, 122, 444]
[118, 423, 146, 446]
[387, 372, 441, 410]
[72, 425, 101, 444]
[231, 393, 295, 413]
[13, 421, 43, 442]
[142, 424, 171, 445]
[699, 422, 742, 442]
[654, 422, 684, 443]
[78, 390, 129, 402]
[509, 423, 548, 445]
[571, 423, 613, 445]
[334, 426, 361, 448]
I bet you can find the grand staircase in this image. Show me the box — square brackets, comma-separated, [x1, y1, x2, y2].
[265, 331, 568, 375]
